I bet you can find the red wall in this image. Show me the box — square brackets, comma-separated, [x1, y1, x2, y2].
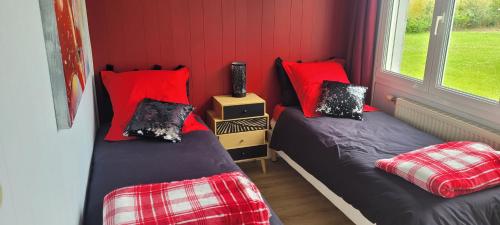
[86, 0, 354, 115]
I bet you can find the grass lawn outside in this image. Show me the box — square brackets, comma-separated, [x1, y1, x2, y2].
[400, 31, 500, 101]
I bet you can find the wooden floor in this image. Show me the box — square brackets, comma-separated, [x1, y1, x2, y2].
[239, 159, 354, 225]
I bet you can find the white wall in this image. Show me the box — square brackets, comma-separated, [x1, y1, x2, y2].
[0, 1, 96, 225]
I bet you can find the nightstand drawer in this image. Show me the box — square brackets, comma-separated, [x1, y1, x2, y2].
[212, 93, 266, 120]
[223, 103, 264, 119]
[228, 144, 268, 161]
[214, 116, 268, 135]
[218, 130, 266, 149]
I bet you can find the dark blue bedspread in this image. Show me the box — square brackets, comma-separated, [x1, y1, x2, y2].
[83, 123, 282, 225]
[270, 107, 500, 225]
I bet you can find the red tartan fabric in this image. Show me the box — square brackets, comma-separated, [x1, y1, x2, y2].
[376, 141, 500, 198]
[103, 172, 270, 225]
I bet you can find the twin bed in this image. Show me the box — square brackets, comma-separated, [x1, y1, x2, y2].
[270, 106, 500, 225]
[84, 120, 283, 225]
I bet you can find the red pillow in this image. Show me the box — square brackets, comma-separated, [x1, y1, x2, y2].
[182, 113, 209, 133]
[282, 61, 350, 117]
[102, 68, 206, 141]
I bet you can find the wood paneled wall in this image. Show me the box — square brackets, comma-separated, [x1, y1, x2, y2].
[86, 0, 354, 116]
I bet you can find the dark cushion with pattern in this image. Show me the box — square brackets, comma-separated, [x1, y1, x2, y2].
[124, 99, 193, 142]
[316, 81, 367, 120]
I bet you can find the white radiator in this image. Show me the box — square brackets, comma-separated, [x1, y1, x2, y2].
[394, 98, 500, 150]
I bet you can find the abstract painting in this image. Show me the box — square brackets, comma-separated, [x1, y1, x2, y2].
[39, 0, 93, 129]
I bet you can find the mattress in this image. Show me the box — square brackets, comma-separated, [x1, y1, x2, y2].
[270, 107, 500, 225]
[83, 122, 283, 225]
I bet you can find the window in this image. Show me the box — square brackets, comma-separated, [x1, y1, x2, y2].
[375, 0, 499, 127]
[385, 0, 436, 80]
[383, 0, 499, 101]
[441, 0, 500, 101]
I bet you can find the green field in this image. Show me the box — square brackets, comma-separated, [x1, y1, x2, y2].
[400, 31, 500, 101]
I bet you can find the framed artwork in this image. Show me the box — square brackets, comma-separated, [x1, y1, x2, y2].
[39, 0, 93, 129]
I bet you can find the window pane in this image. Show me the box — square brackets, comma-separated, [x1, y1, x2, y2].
[441, 0, 500, 101]
[385, 0, 435, 80]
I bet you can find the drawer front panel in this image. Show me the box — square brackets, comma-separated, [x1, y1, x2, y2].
[228, 145, 268, 161]
[215, 117, 268, 135]
[218, 130, 266, 149]
[223, 103, 264, 119]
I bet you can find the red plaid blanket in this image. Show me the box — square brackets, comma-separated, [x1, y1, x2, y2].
[103, 172, 271, 225]
[376, 141, 500, 198]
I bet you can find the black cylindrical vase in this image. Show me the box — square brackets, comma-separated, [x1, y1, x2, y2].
[231, 62, 247, 98]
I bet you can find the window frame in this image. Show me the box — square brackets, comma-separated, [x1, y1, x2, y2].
[373, 0, 500, 129]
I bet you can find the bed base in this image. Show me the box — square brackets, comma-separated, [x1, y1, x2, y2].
[271, 149, 376, 225]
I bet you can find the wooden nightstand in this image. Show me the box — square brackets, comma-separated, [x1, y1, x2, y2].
[207, 93, 269, 173]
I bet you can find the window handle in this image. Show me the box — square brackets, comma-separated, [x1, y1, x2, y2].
[434, 13, 445, 36]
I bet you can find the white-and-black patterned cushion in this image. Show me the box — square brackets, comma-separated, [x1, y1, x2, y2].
[123, 99, 193, 142]
[316, 81, 367, 120]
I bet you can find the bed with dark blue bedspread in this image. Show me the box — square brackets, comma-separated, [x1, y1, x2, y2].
[83, 122, 283, 225]
[270, 107, 500, 225]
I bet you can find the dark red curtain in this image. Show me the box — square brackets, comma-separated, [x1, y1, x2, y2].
[346, 0, 379, 103]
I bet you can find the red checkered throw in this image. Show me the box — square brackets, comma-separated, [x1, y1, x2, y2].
[376, 141, 500, 198]
[103, 172, 271, 225]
